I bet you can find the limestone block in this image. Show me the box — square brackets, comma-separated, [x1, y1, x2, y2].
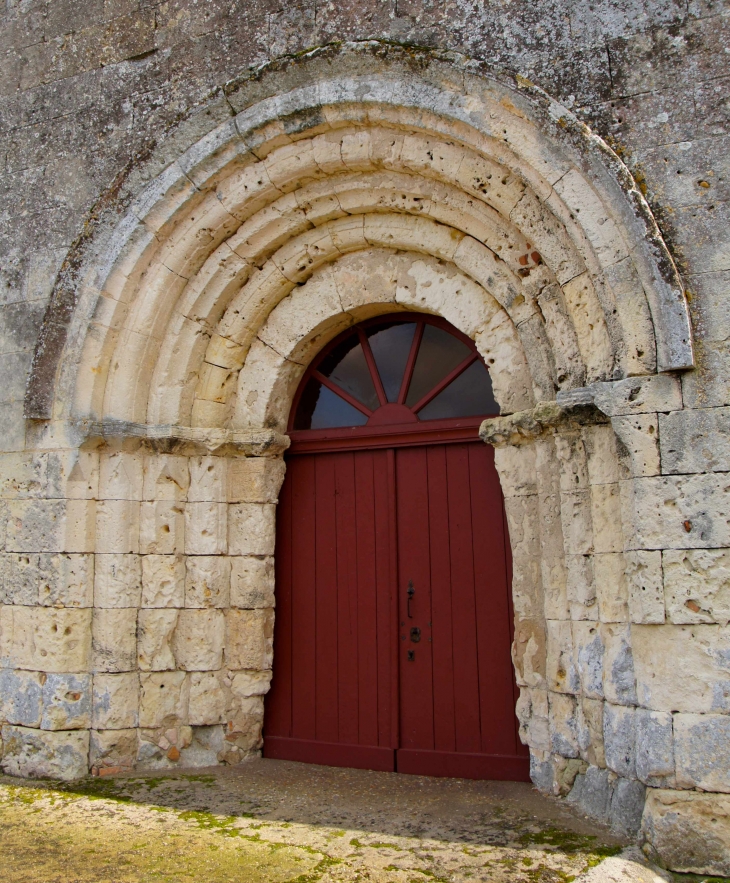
[553, 432, 589, 492]
[576, 696, 605, 768]
[625, 551, 665, 624]
[4, 552, 94, 608]
[94, 554, 141, 607]
[515, 687, 550, 752]
[0, 669, 43, 726]
[609, 778, 646, 840]
[560, 491, 593, 556]
[188, 671, 228, 725]
[141, 555, 185, 608]
[226, 694, 264, 751]
[142, 454, 189, 501]
[566, 765, 612, 822]
[611, 415, 660, 478]
[230, 556, 275, 608]
[572, 621, 604, 699]
[96, 500, 139, 554]
[621, 475, 730, 551]
[512, 617, 546, 688]
[188, 456, 227, 502]
[64, 451, 99, 500]
[228, 503, 276, 557]
[90, 728, 138, 774]
[635, 709, 675, 787]
[503, 495, 543, 622]
[40, 672, 91, 730]
[231, 669, 272, 697]
[92, 608, 137, 673]
[1, 725, 89, 780]
[139, 501, 185, 555]
[0, 606, 92, 672]
[633, 624, 730, 713]
[173, 609, 225, 671]
[137, 608, 178, 671]
[590, 484, 623, 554]
[538, 495, 569, 621]
[566, 554, 597, 620]
[642, 789, 730, 876]
[601, 623, 637, 706]
[594, 553, 629, 623]
[660, 407, 730, 474]
[184, 502, 227, 555]
[185, 555, 230, 608]
[591, 376, 682, 417]
[494, 445, 538, 498]
[92, 672, 139, 729]
[603, 702, 636, 778]
[663, 548, 730, 625]
[549, 691, 580, 758]
[139, 671, 189, 728]
[6, 499, 96, 553]
[178, 724, 226, 768]
[546, 619, 579, 694]
[98, 452, 144, 501]
[227, 457, 286, 504]
[225, 608, 274, 670]
[583, 424, 621, 486]
[674, 713, 730, 792]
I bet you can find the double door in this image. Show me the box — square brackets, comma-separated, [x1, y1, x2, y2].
[263, 441, 529, 781]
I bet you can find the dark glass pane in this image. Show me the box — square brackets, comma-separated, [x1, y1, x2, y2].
[366, 321, 417, 402]
[405, 324, 472, 407]
[294, 377, 368, 430]
[417, 359, 499, 420]
[318, 333, 379, 410]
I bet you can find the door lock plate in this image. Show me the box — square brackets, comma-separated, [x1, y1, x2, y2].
[410, 627, 421, 643]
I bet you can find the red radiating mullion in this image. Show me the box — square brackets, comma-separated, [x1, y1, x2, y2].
[313, 369, 374, 417]
[357, 327, 388, 407]
[397, 321, 424, 405]
[411, 352, 478, 414]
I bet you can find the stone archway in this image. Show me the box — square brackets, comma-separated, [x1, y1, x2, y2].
[9, 42, 695, 842]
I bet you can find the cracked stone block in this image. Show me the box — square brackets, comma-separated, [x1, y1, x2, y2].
[663, 548, 730, 626]
[0, 606, 92, 672]
[90, 728, 138, 774]
[188, 456, 227, 502]
[625, 550, 664, 624]
[609, 777, 645, 839]
[94, 554, 142, 608]
[137, 608, 178, 672]
[184, 502, 227, 555]
[593, 553, 628, 623]
[601, 623, 637, 706]
[139, 671, 189, 728]
[576, 696, 605, 768]
[1, 725, 89, 780]
[185, 555, 230, 608]
[188, 671, 227, 725]
[173, 609, 225, 671]
[546, 619, 579, 694]
[549, 691, 580, 758]
[98, 452, 144, 501]
[143, 455, 190, 502]
[224, 608, 274, 670]
[3, 553, 94, 608]
[141, 555, 185, 608]
[573, 620, 604, 699]
[96, 500, 139, 554]
[0, 669, 43, 727]
[227, 503, 276, 557]
[566, 764, 611, 822]
[40, 672, 91, 730]
[139, 501, 185, 555]
[92, 607, 137, 673]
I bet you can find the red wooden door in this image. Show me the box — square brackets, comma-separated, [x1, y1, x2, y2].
[263, 314, 529, 781]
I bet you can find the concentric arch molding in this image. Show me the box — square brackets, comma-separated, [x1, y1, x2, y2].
[25, 40, 693, 425]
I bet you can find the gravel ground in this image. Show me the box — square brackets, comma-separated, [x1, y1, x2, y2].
[0, 758, 715, 883]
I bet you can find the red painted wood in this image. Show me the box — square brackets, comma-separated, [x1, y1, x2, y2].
[396, 749, 530, 781]
[265, 736, 394, 772]
[314, 455, 339, 742]
[358, 327, 388, 407]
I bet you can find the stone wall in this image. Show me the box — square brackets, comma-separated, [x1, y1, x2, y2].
[0, 3, 728, 876]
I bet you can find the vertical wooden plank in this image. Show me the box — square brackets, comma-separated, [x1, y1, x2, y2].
[445, 444, 482, 754]
[335, 452, 360, 745]
[354, 451, 379, 746]
[290, 455, 318, 740]
[425, 445, 457, 753]
[469, 443, 520, 755]
[385, 448, 399, 749]
[396, 446, 435, 751]
[265, 456, 293, 737]
[314, 453, 339, 742]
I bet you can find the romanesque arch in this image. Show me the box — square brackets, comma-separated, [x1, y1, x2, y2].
[12, 42, 694, 840]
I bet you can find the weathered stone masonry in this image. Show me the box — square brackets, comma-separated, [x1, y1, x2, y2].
[0, 5, 729, 876]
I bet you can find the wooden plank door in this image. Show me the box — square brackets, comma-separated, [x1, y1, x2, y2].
[264, 448, 397, 771]
[395, 442, 530, 781]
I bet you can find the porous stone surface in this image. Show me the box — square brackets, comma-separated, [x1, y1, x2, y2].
[0, 3, 727, 874]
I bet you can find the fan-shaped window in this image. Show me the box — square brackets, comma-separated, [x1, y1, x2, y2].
[291, 315, 498, 432]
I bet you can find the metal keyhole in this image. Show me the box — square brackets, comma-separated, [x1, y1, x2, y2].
[407, 650, 415, 661]
[410, 627, 421, 643]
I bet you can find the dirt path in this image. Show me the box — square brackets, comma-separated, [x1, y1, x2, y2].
[0, 758, 693, 882]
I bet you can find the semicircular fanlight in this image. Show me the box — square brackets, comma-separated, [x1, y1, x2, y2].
[292, 316, 499, 432]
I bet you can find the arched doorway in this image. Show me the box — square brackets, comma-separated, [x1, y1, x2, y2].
[264, 314, 530, 781]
